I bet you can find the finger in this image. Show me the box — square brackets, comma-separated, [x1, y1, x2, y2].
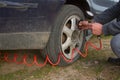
[79, 23, 82, 26]
[79, 21, 89, 26]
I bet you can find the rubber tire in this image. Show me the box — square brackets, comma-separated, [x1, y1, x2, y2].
[43, 5, 86, 66]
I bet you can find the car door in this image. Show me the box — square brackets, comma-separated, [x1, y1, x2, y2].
[90, 0, 118, 14]
[0, 0, 48, 33]
[0, 0, 64, 33]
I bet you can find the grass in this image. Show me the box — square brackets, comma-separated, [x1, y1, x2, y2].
[0, 65, 60, 80]
[73, 36, 119, 79]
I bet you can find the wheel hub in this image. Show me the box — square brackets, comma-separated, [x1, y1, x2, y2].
[71, 30, 81, 43]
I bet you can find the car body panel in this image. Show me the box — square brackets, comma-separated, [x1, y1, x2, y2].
[0, 0, 65, 33]
[88, 0, 118, 14]
[0, 0, 65, 49]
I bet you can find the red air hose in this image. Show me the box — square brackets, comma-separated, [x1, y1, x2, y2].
[2, 38, 102, 67]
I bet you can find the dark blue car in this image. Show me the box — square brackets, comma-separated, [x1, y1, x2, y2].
[0, 0, 118, 66]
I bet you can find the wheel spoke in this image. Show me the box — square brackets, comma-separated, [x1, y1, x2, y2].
[62, 38, 72, 51]
[78, 31, 84, 47]
[65, 43, 77, 58]
[71, 18, 77, 31]
[70, 43, 76, 54]
[63, 26, 73, 37]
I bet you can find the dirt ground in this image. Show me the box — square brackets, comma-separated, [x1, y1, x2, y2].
[0, 36, 120, 80]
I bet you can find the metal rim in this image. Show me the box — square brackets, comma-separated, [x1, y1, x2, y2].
[61, 15, 84, 59]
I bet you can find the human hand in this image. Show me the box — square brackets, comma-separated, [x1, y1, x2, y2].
[79, 21, 103, 36]
[91, 23, 103, 36]
[79, 21, 92, 30]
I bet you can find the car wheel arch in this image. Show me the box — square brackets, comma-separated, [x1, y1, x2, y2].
[64, 0, 91, 18]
